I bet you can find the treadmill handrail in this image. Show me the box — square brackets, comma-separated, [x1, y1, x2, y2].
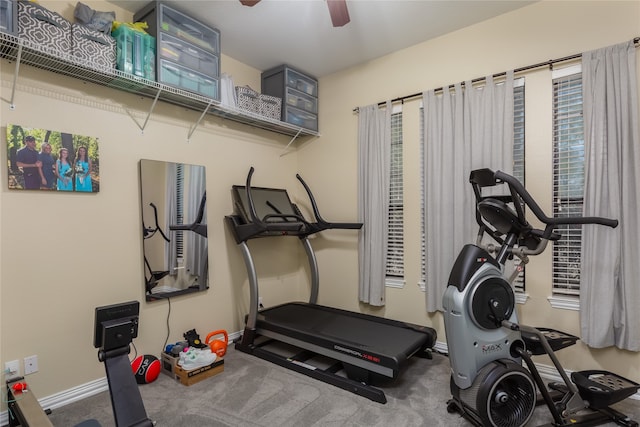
[296, 173, 363, 233]
[169, 191, 208, 238]
[225, 168, 363, 244]
[143, 203, 170, 242]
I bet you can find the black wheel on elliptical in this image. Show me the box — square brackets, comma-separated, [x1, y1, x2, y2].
[469, 277, 515, 330]
[468, 360, 536, 427]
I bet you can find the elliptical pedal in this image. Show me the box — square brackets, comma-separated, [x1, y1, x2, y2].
[572, 370, 640, 409]
[521, 328, 579, 355]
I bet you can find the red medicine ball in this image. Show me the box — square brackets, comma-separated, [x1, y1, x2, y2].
[131, 355, 161, 384]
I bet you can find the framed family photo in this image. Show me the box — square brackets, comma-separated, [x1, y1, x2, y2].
[6, 124, 100, 193]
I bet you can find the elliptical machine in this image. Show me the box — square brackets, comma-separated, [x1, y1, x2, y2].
[443, 168, 640, 427]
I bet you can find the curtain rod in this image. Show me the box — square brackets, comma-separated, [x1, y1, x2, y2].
[353, 37, 640, 113]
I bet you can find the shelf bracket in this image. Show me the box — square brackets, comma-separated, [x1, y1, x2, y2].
[187, 100, 214, 142]
[280, 128, 303, 157]
[125, 88, 162, 133]
[8, 44, 23, 110]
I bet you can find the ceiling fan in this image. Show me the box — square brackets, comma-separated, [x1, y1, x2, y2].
[239, 0, 350, 27]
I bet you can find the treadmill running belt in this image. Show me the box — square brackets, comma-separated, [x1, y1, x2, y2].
[257, 302, 432, 364]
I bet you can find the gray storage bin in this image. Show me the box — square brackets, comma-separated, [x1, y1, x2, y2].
[72, 23, 116, 71]
[236, 86, 259, 113]
[17, 0, 71, 55]
[262, 64, 318, 131]
[259, 93, 281, 120]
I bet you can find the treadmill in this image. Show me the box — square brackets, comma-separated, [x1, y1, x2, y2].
[225, 168, 437, 403]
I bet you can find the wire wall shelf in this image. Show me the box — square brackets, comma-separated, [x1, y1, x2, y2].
[0, 31, 318, 139]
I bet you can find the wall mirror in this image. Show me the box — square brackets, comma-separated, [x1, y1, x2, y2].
[139, 159, 208, 301]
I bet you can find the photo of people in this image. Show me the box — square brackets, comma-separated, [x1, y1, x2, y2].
[6, 124, 100, 193]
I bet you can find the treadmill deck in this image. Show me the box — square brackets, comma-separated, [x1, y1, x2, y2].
[255, 302, 436, 377]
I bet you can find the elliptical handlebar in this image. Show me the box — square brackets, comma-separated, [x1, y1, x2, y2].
[493, 170, 618, 229]
[473, 169, 618, 257]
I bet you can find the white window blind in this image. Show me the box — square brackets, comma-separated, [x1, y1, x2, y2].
[386, 111, 404, 279]
[512, 82, 526, 293]
[552, 67, 584, 297]
[175, 163, 185, 259]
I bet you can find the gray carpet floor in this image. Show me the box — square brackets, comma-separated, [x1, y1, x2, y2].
[46, 346, 640, 426]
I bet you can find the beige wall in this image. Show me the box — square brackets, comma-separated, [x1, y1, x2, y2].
[300, 0, 640, 379]
[0, 0, 308, 398]
[1, 0, 639, 403]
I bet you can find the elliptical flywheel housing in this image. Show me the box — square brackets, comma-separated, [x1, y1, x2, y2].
[450, 358, 536, 427]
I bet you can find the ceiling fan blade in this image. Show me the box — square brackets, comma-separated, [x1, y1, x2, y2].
[327, 0, 350, 27]
[240, 0, 261, 6]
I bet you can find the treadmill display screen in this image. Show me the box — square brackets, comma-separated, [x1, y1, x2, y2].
[232, 186, 300, 223]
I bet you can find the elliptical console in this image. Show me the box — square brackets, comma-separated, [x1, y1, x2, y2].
[443, 169, 638, 427]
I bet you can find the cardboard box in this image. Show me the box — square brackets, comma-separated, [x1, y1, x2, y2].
[160, 351, 224, 385]
[174, 358, 224, 386]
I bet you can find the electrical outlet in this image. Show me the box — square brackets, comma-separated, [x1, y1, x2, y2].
[5, 360, 20, 377]
[24, 355, 38, 375]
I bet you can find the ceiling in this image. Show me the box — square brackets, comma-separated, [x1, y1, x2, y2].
[108, 0, 535, 78]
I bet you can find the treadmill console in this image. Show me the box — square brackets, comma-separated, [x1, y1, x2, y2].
[225, 167, 362, 244]
[232, 185, 303, 225]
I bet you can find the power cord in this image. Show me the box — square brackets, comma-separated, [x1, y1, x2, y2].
[162, 297, 172, 353]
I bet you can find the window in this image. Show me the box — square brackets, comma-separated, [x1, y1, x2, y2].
[551, 66, 584, 298]
[386, 110, 404, 285]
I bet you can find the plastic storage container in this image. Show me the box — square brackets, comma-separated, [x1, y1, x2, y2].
[284, 106, 318, 131]
[285, 87, 317, 114]
[112, 25, 155, 80]
[159, 32, 218, 78]
[134, 1, 220, 99]
[262, 65, 318, 131]
[159, 60, 218, 99]
[0, 0, 16, 35]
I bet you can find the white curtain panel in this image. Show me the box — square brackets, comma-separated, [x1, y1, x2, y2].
[423, 73, 514, 312]
[580, 40, 640, 351]
[357, 102, 391, 306]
